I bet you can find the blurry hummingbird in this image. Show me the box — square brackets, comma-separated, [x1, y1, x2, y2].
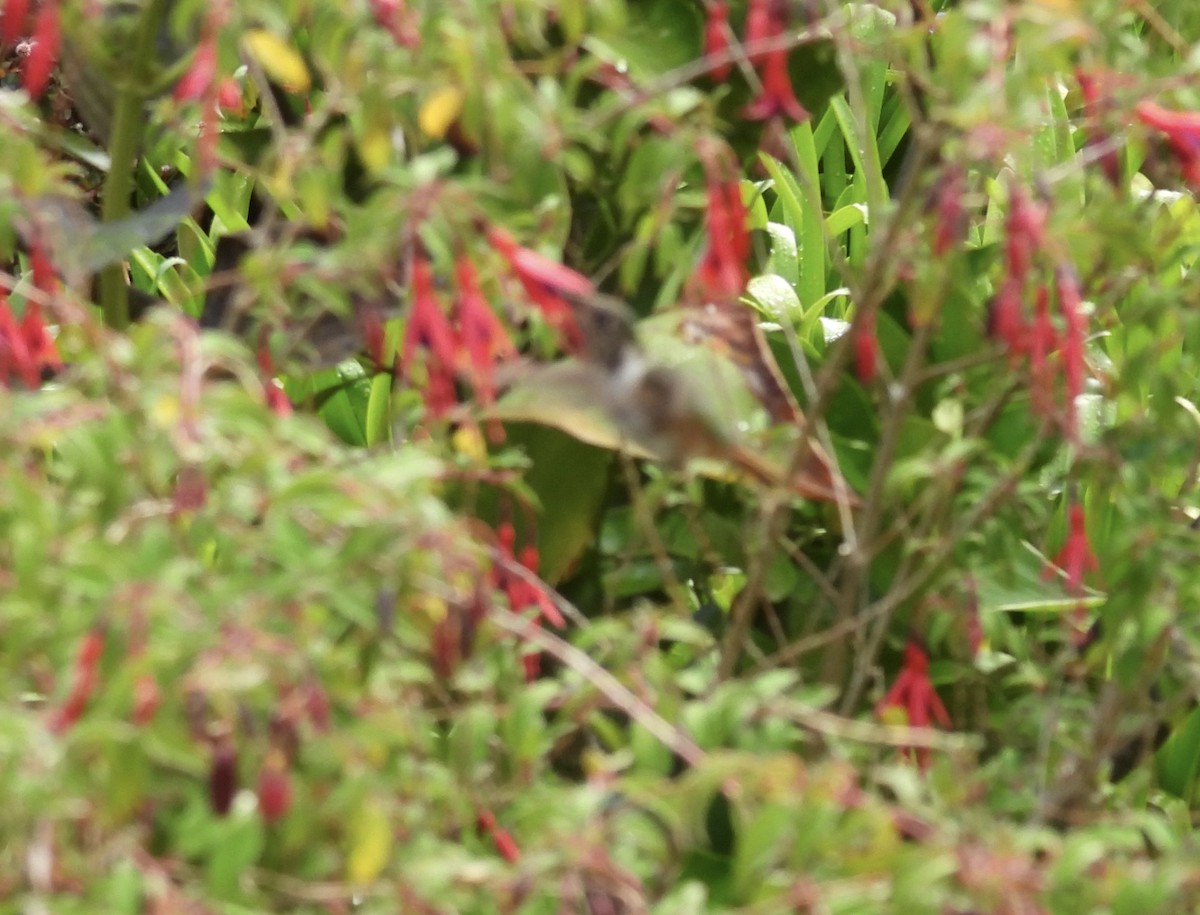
[531, 289, 858, 505]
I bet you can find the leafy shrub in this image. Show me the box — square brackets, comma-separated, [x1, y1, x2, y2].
[4, 0, 1200, 911]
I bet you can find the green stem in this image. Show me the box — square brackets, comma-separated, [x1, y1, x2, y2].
[97, 0, 172, 329]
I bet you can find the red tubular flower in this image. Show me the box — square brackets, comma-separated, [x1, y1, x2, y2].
[50, 627, 105, 733]
[518, 544, 564, 629]
[854, 309, 879, 382]
[28, 240, 57, 293]
[403, 255, 461, 417]
[742, 0, 774, 64]
[371, 0, 420, 48]
[174, 37, 217, 102]
[476, 807, 521, 863]
[492, 522, 564, 680]
[1028, 284, 1058, 417]
[1043, 501, 1098, 594]
[703, 2, 733, 80]
[453, 255, 515, 409]
[932, 168, 967, 257]
[1136, 100, 1200, 187]
[987, 276, 1027, 363]
[876, 640, 950, 768]
[486, 226, 591, 350]
[24, 243, 63, 378]
[1004, 186, 1047, 282]
[694, 151, 751, 300]
[215, 77, 243, 115]
[209, 736, 238, 816]
[0, 287, 58, 389]
[257, 750, 294, 823]
[22, 0, 59, 99]
[963, 578, 983, 658]
[1076, 69, 1121, 187]
[255, 347, 294, 416]
[0, 298, 39, 388]
[1055, 265, 1087, 442]
[2, 0, 31, 48]
[740, 0, 808, 123]
[743, 44, 809, 122]
[132, 674, 160, 726]
[263, 379, 293, 417]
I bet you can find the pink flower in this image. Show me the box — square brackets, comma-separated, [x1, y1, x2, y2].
[1137, 101, 1200, 187]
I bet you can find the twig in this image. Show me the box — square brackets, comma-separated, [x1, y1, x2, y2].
[487, 604, 706, 767]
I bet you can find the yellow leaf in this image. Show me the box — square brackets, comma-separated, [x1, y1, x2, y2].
[345, 802, 392, 885]
[418, 86, 465, 140]
[150, 393, 180, 428]
[452, 425, 487, 463]
[242, 29, 312, 93]
[356, 121, 393, 175]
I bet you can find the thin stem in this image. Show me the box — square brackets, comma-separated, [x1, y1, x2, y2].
[97, 0, 172, 329]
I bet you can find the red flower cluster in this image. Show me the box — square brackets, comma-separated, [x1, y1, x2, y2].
[401, 251, 519, 424]
[0, 245, 61, 388]
[1136, 100, 1200, 188]
[876, 639, 950, 769]
[493, 521, 564, 680]
[485, 225, 592, 351]
[455, 255, 516, 412]
[986, 185, 1089, 443]
[3, 0, 60, 99]
[402, 254, 459, 417]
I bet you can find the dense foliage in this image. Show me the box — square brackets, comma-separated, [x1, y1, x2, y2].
[5, 0, 1200, 911]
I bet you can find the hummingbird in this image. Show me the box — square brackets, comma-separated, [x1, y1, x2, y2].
[540, 289, 858, 505]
